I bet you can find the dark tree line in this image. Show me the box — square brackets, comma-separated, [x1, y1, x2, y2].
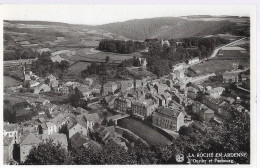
[4, 49, 38, 61]
[98, 40, 146, 54]
[31, 51, 70, 78]
[4, 101, 38, 123]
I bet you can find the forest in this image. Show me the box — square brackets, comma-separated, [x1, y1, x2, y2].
[98, 40, 146, 54]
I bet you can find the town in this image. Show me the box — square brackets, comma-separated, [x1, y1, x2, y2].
[3, 16, 250, 165]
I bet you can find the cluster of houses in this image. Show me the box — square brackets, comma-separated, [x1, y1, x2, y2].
[3, 93, 132, 164]
[4, 53, 250, 164]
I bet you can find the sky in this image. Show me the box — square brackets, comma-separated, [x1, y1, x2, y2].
[1, 4, 251, 25]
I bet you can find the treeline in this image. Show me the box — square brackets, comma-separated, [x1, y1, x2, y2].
[4, 50, 38, 61]
[98, 40, 146, 54]
[4, 101, 38, 123]
[31, 51, 70, 78]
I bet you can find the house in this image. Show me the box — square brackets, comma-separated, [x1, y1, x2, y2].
[200, 108, 214, 122]
[3, 123, 19, 143]
[179, 81, 187, 90]
[61, 85, 70, 94]
[152, 107, 186, 132]
[49, 80, 59, 88]
[43, 103, 57, 114]
[47, 74, 56, 83]
[84, 113, 101, 129]
[104, 95, 117, 108]
[84, 78, 93, 86]
[91, 84, 101, 93]
[161, 92, 172, 106]
[37, 48, 50, 54]
[175, 69, 185, 80]
[154, 82, 168, 94]
[20, 124, 39, 135]
[75, 107, 89, 115]
[4, 137, 15, 164]
[83, 140, 102, 152]
[131, 99, 157, 119]
[65, 81, 81, 89]
[185, 87, 199, 99]
[241, 74, 250, 81]
[223, 71, 239, 83]
[39, 121, 57, 135]
[29, 80, 40, 88]
[139, 57, 147, 68]
[67, 121, 88, 138]
[38, 83, 51, 93]
[169, 72, 177, 81]
[50, 113, 70, 131]
[120, 80, 134, 91]
[70, 132, 89, 149]
[20, 133, 42, 163]
[24, 74, 31, 81]
[103, 82, 117, 96]
[156, 95, 166, 107]
[41, 133, 68, 150]
[207, 87, 225, 99]
[161, 39, 170, 46]
[188, 57, 200, 65]
[172, 63, 187, 72]
[134, 79, 142, 88]
[114, 97, 128, 113]
[221, 96, 235, 104]
[232, 104, 248, 113]
[34, 98, 50, 106]
[202, 96, 232, 120]
[58, 104, 74, 113]
[106, 138, 128, 151]
[77, 84, 89, 94]
[192, 101, 214, 122]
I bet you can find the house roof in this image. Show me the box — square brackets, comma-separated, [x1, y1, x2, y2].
[104, 82, 117, 87]
[4, 137, 14, 146]
[42, 133, 68, 147]
[20, 133, 42, 145]
[4, 123, 18, 132]
[70, 132, 89, 149]
[44, 103, 57, 109]
[204, 108, 214, 114]
[207, 87, 225, 94]
[100, 126, 116, 139]
[38, 117, 45, 123]
[157, 108, 183, 118]
[84, 113, 100, 122]
[83, 140, 102, 151]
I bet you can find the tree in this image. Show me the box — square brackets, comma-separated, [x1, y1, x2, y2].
[105, 56, 110, 63]
[101, 117, 108, 126]
[23, 140, 74, 165]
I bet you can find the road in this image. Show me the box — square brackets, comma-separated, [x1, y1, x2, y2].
[208, 37, 247, 59]
[188, 37, 248, 67]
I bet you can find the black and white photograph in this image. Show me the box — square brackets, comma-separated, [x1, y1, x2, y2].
[0, 2, 257, 166]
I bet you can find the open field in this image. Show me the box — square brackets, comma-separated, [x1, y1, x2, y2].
[67, 61, 91, 76]
[69, 51, 141, 63]
[4, 76, 21, 87]
[126, 67, 156, 79]
[229, 38, 249, 47]
[190, 59, 249, 75]
[117, 117, 171, 145]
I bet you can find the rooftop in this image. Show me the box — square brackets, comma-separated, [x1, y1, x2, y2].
[20, 133, 42, 145]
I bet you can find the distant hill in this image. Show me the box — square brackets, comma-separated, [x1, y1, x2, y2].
[97, 16, 249, 40]
[4, 15, 250, 41]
